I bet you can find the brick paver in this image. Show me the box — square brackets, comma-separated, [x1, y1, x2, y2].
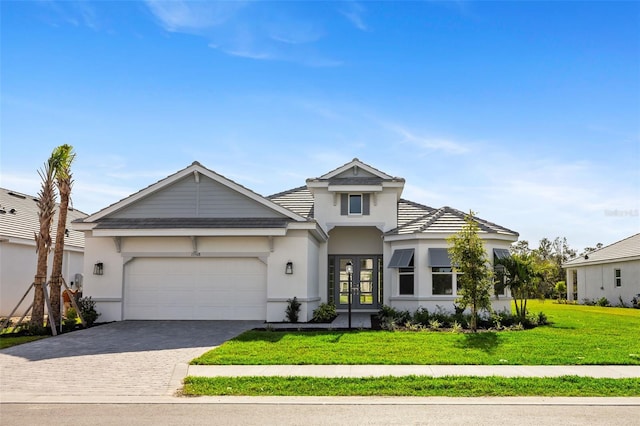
[0, 321, 260, 399]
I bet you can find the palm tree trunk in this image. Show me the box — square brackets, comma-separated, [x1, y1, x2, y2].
[49, 182, 70, 327]
[30, 160, 57, 328]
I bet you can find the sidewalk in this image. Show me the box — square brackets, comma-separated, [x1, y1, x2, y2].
[188, 364, 640, 379]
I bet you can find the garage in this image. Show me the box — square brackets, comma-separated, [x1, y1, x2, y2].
[124, 257, 267, 320]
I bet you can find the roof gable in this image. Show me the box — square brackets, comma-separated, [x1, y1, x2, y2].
[83, 162, 306, 223]
[318, 158, 395, 180]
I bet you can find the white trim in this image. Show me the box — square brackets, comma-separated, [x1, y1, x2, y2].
[120, 251, 270, 259]
[267, 297, 321, 303]
[91, 228, 288, 237]
[563, 255, 640, 268]
[328, 185, 383, 192]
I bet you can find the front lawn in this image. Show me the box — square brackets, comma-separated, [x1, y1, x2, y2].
[183, 375, 640, 397]
[0, 335, 47, 349]
[192, 301, 640, 365]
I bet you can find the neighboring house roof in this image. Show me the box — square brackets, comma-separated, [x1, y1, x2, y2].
[0, 187, 87, 248]
[563, 233, 640, 267]
[386, 206, 519, 237]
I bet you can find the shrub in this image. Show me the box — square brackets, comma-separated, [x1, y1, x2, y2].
[413, 307, 430, 326]
[596, 297, 610, 307]
[428, 319, 442, 330]
[555, 281, 566, 300]
[76, 296, 100, 326]
[285, 297, 301, 323]
[377, 305, 411, 330]
[63, 308, 78, 328]
[312, 303, 337, 323]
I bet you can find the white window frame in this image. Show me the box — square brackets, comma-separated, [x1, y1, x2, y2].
[348, 194, 363, 215]
[432, 267, 461, 296]
[614, 268, 621, 287]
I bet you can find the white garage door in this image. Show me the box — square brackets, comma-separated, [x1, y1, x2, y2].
[124, 257, 267, 320]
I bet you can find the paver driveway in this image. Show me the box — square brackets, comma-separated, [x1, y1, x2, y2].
[0, 321, 260, 400]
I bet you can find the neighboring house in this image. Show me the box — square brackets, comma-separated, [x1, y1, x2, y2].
[73, 159, 518, 322]
[0, 188, 87, 317]
[563, 233, 640, 305]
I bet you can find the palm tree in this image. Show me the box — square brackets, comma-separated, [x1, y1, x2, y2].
[30, 154, 59, 328]
[48, 145, 76, 328]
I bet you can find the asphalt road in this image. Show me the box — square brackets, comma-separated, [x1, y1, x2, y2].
[2, 402, 640, 426]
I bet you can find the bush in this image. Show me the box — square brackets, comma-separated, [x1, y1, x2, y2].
[413, 307, 430, 326]
[377, 306, 412, 330]
[555, 281, 566, 300]
[285, 297, 301, 323]
[76, 296, 100, 326]
[596, 297, 610, 307]
[63, 308, 78, 329]
[312, 303, 337, 323]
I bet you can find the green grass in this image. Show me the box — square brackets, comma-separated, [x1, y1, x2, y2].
[183, 375, 640, 397]
[0, 335, 47, 349]
[192, 301, 640, 365]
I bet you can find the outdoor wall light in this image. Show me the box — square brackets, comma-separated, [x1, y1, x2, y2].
[285, 261, 293, 275]
[93, 262, 104, 276]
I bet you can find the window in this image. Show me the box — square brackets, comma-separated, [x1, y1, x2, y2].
[349, 194, 362, 215]
[432, 267, 462, 296]
[615, 269, 621, 287]
[399, 267, 414, 295]
[389, 249, 414, 295]
[432, 267, 453, 295]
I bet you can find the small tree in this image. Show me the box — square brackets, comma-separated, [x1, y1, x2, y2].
[496, 252, 543, 320]
[447, 211, 493, 332]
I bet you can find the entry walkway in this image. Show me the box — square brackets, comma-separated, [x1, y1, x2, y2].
[188, 364, 640, 379]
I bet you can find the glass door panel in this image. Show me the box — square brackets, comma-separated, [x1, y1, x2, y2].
[332, 256, 380, 309]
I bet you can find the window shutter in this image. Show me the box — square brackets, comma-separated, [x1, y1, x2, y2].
[363, 194, 370, 215]
[340, 193, 348, 215]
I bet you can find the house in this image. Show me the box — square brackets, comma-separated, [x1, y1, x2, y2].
[0, 188, 87, 317]
[563, 233, 640, 305]
[72, 159, 518, 322]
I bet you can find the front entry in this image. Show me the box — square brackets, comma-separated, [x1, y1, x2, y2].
[331, 256, 382, 309]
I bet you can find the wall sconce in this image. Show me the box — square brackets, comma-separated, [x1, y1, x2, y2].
[93, 262, 104, 275]
[285, 261, 293, 275]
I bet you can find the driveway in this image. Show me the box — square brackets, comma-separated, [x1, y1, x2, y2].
[0, 321, 260, 401]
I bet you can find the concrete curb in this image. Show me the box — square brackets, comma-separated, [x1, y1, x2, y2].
[187, 365, 640, 379]
[2, 395, 640, 406]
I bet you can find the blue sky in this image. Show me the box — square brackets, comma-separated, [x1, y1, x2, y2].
[1, 1, 638, 251]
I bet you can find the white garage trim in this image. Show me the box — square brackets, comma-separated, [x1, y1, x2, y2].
[124, 257, 267, 320]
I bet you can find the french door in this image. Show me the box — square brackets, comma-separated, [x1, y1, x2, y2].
[332, 256, 382, 309]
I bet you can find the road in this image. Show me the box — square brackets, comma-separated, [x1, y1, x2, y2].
[2, 401, 639, 426]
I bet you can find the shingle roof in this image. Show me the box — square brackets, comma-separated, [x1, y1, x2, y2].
[0, 188, 87, 248]
[387, 206, 518, 236]
[94, 218, 289, 229]
[268, 185, 517, 238]
[563, 233, 640, 266]
[268, 186, 314, 218]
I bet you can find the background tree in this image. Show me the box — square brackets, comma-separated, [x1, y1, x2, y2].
[30, 155, 59, 327]
[48, 144, 76, 327]
[497, 251, 544, 320]
[447, 211, 493, 331]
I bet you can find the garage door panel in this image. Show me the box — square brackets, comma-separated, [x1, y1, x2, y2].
[125, 257, 266, 320]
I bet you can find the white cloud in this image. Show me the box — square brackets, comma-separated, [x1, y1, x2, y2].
[339, 2, 368, 31]
[385, 123, 471, 155]
[144, 1, 342, 66]
[145, 0, 245, 32]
